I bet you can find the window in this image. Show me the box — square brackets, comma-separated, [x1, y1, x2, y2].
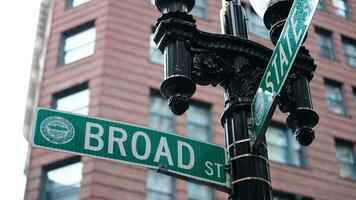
[244, 4, 270, 40]
[59, 22, 96, 65]
[150, 0, 208, 19]
[146, 170, 174, 200]
[191, 0, 208, 19]
[315, 28, 336, 60]
[149, 93, 174, 132]
[149, 30, 164, 65]
[273, 191, 313, 200]
[266, 124, 305, 167]
[325, 80, 347, 116]
[52, 83, 89, 115]
[187, 103, 213, 200]
[146, 93, 175, 200]
[187, 103, 212, 142]
[317, 0, 326, 11]
[332, 0, 351, 18]
[41, 157, 82, 200]
[342, 37, 356, 67]
[335, 139, 356, 180]
[67, 0, 91, 9]
[187, 182, 213, 200]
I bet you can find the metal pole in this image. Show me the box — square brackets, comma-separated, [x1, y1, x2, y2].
[220, 1, 272, 199]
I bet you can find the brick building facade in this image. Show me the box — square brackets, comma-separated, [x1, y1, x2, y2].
[24, 0, 356, 199]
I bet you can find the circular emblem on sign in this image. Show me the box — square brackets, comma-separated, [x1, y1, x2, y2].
[40, 116, 75, 144]
[254, 90, 265, 126]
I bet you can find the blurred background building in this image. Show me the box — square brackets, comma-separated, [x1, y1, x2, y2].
[23, 0, 356, 199]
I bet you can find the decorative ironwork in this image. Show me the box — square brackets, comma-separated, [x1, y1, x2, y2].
[152, 1, 318, 199]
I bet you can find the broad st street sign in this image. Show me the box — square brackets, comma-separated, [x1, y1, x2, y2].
[251, 0, 319, 147]
[32, 108, 228, 189]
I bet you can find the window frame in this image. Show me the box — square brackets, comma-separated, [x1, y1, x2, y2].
[186, 101, 214, 200]
[148, 90, 176, 132]
[146, 170, 176, 200]
[335, 139, 356, 181]
[40, 156, 82, 200]
[52, 82, 89, 114]
[332, 0, 351, 19]
[58, 21, 96, 66]
[149, 27, 164, 66]
[190, 0, 209, 20]
[342, 36, 356, 68]
[66, 0, 91, 9]
[187, 101, 213, 142]
[315, 27, 337, 60]
[317, 0, 327, 11]
[187, 182, 215, 200]
[324, 79, 347, 116]
[146, 91, 176, 200]
[266, 123, 306, 168]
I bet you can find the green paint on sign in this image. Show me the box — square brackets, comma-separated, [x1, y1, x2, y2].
[32, 108, 227, 188]
[252, 0, 319, 146]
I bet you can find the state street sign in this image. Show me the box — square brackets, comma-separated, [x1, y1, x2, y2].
[32, 108, 228, 189]
[251, 0, 319, 147]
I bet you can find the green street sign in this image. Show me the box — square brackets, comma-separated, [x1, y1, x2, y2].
[252, 0, 319, 147]
[32, 108, 228, 189]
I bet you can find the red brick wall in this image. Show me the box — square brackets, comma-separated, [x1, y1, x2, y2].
[25, 0, 356, 199]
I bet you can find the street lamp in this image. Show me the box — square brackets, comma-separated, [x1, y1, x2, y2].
[155, 0, 197, 115]
[250, 0, 293, 44]
[285, 73, 319, 146]
[153, 0, 318, 199]
[249, 0, 319, 145]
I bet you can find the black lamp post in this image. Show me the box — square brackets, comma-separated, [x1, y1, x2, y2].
[153, 0, 318, 199]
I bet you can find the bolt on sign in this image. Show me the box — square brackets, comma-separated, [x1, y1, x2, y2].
[252, 0, 319, 148]
[32, 108, 228, 189]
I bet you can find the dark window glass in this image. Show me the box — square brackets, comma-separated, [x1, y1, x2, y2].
[336, 139, 356, 180]
[332, 0, 351, 18]
[342, 37, 356, 67]
[187, 103, 213, 200]
[325, 80, 347, 116]
[317, 0, 327, 10]
[146, 93, 175, 200]
[266, 124, 305, 167]
[52, 83, 89, 115]
[41, 157, 82, 200]
[244, 4, 270, 40]
[59, 22, 96, 66]
[315, 28, 336, 60]
[67, 0, 90, 8]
